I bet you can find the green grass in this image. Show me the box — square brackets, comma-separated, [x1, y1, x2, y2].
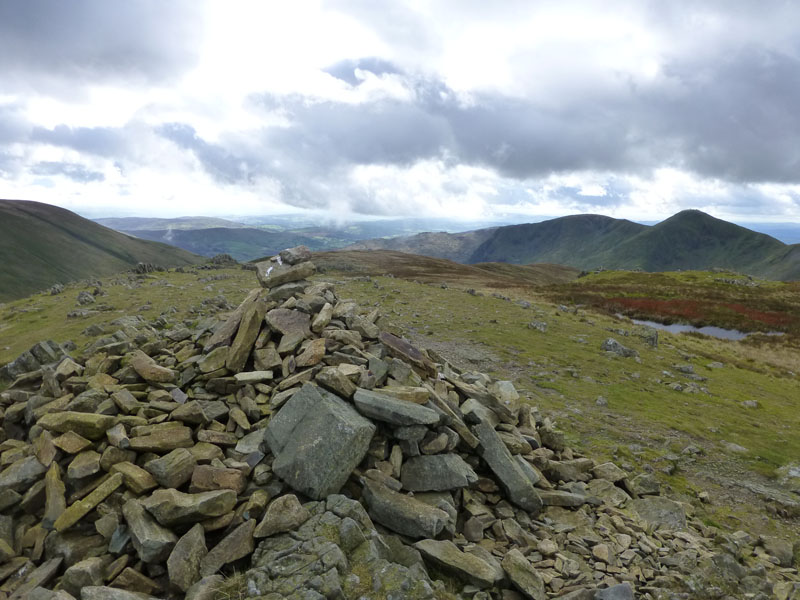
[0, 267, 253, 366]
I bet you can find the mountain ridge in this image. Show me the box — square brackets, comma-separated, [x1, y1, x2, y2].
[349, 209, 800, 280]
[0, 199, 203, 302]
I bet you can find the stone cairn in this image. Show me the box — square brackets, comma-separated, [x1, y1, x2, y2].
[0, 246, 797, 600]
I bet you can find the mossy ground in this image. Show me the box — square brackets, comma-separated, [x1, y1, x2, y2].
[1, 263, 798, 544]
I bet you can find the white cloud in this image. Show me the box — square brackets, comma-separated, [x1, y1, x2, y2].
[1, 0, 799, 224]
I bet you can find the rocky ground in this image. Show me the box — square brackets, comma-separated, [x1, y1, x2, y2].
[0, 247, 798, 600]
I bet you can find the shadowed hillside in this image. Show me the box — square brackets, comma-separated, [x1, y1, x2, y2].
[470, 214, 646, 266]
[0, 200, 202, 302]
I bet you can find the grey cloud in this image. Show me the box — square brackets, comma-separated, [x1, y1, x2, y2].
[0, 104, 31, 144]
[324, 58, 403, 85]
[31, 161, 104, 182]
[648, 46, 800, 183]
[0, 0, 201, 90]
[31, 125, 127, 157]
[266, 97, 450, 167]
[254, 37, 800, 192]
[159, 123, 254, 184]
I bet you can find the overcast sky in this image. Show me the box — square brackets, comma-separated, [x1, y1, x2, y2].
[1, 0, 800, 223]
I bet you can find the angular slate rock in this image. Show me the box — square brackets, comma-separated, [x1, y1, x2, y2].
[472, 421, 542, 514]
[362, 479, 448, 539]
[141, 488, 237, 527]
[265, 308, 311, 338]
[256, 261, 315, 289]
[168, 523, 207, 592]
[414, 539, 504, 588]
[400, 454, 479, 492]
[267, 384, 375, 500]
[254, 494, 310, 538]
[226, 295, 268, 372]
[379, 332, 437, 377]
[122, 499, 178, 563]
[353, 388, 440, 427]
[0, 455, 47, 492]
[502, 547, 546, 600]
[630, 496, 687, 531]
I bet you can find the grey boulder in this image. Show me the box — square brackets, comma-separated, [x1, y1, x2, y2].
[267, 384, 375, 500]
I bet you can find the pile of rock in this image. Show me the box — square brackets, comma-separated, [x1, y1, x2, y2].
[0, 246, 797, 600]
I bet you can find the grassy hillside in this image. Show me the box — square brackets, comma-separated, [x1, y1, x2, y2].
[346, 211, 800, 281]
[608, 210, 800, 279]
[345, 227, 498, 263]
[314, 249, 580, 288]
[470, 214, 646, 266]
[0, 200, 202, 302]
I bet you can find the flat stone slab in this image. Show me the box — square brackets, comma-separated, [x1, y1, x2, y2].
[400, 454, 478, 492]
[38, 412, 115, 440]
[502, 548, 547, 600]
[472, 421, 542, 514]
[414, 539, 504, 588]
[362, 480, 449, 540]
[267, 384, 375, 500]
[630, 496, 687, 531]
[256, 261, 315, 289]
[141, 488, 237, 526]
[265, 308, 311, 338]
[353, 388, 440, 427]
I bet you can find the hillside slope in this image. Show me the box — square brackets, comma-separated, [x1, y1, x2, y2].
[124, 227, 330, 261]
[610, 210, 800, 279]
[470, 214, 646, 266]
[350, 211, 800, 281]
[0, 200, 202, 301]
[345, 227, 498, 263]
[314, 249, 580, 288]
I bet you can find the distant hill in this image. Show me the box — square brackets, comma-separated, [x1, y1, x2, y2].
[99, 217, 511, 262]
[0, 200, 203, 302]
[94, 216, 248, 231]
[470, 214, 646, 266]
[314, 249, 580, 288]
[345, 228, 498, 263]
[122, 227, 339, 261]
[348, 210, 800, 281]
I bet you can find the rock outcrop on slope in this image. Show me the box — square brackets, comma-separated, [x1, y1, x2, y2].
[0, 247, 797, 600]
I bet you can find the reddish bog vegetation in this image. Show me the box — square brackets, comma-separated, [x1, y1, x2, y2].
[605, 297, 795, 330]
